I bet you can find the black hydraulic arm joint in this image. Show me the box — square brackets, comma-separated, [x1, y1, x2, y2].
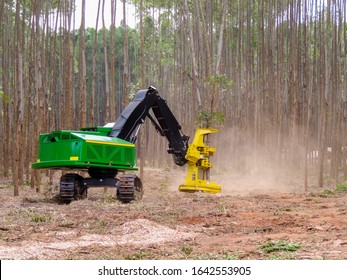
[109, 86, 189, 166]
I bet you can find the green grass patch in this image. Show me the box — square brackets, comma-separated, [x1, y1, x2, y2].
[309, 189, 337, 198]
[31, 213, 53, 223]
[126, 249, 149, 260]
[220, 250, 240, 260]
[8, 209, 29, 217]
[259, 240, 301, 253]
[8, 209, 53, 223]
[99, 220, 108, 227]
[336, 183, 347, 192]
[322, 189, 334, 195]
[181, 244, 193, 255]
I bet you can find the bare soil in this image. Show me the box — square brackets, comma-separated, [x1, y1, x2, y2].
[1, 167, 347, 260]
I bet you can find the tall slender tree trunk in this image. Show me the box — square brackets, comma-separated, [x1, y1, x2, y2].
[13, 0, 25, 196]
[318, 1, 331, 189]
[215, 0, 227, 75]
[183, 0, 201, 109]
[109, 0, 117, 121]
[34, 0, 45, 193]
[123, 0, 129, 108]
[1, 4, 10, 179]
[91, 0, 101, 126]
[343, 0, 347, 177]
[139, 0, 146, 181]
[63, 1, 74, 130]
[78, 0, 87, 128]
[102, 0, 110, 123]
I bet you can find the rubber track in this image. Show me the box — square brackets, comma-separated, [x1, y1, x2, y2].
[117, 174, 136, 203]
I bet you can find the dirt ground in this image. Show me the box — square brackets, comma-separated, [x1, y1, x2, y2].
[0, 167, 347, 260]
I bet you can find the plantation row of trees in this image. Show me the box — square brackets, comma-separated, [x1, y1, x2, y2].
[0, 0, 346, 195]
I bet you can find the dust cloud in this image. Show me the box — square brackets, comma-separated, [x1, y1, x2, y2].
[210, 128, 308, 196]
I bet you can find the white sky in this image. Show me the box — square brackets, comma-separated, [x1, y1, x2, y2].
[74, 0, 136, 29]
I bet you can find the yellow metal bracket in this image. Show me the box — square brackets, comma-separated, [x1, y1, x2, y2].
[179, 128, 221, 194]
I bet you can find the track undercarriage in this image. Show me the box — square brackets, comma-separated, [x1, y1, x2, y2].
[59, 170, 143, 204]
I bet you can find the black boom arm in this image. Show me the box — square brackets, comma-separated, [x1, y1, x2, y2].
[108, 87, 189, 166]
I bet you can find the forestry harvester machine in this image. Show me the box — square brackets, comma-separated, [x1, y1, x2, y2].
[32, 87, 221, 203]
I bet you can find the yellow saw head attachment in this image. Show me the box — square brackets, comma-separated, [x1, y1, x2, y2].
[179, 128, 221, 194]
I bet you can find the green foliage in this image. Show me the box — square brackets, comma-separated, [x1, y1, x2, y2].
[8, 208, 53, 223]
[322, 189, 334, 195]
[8, 209, 28, 218]
[99, 220, 108, 227]
[132, 0, 175, 10]
[336, 183, 347, 192]
[197, 74, 231, 128]
[0, 90, 12, 103]
[259, 240, 301, 253]
[311, 184, 347, 197]
[218, 205, 227, 212]
[31, 213, 53, 223]
[222, 251, 240, 260]
[197, 109, 225, 128]
[181, 244, 193, 255]
[205, 74, 232, 88]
